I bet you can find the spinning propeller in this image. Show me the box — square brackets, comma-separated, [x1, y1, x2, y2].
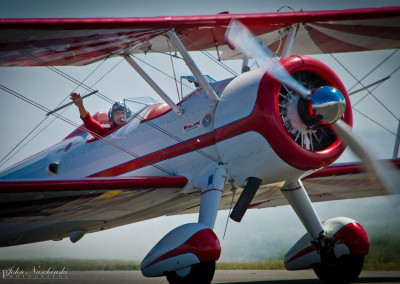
[225, 19, 399, 194]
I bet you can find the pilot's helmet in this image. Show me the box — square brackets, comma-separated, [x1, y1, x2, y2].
[108, 102, 130, 124]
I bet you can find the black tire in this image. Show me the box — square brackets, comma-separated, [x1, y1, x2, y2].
[165, 261, 216, 284]
[313, 255, 364, 284]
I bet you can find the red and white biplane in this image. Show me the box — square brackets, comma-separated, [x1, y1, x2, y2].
[1, 6, 400, 284]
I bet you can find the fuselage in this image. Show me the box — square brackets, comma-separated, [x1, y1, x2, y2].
[0, 79, 231, 182]
[0, 78, 233, 246]
[0, 56, 352, 246]
[0, 70, 306, 185]
[0, 71, 299, 246]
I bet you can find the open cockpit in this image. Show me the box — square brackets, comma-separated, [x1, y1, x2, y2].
[62, 74, 216, 141]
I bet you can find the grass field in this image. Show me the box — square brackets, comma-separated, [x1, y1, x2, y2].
[1, 235, 399, 271]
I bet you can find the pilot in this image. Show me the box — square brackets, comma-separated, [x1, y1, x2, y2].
[70, 92, 126, 137]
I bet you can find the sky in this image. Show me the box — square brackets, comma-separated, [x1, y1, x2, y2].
[0, 0, 400, 262]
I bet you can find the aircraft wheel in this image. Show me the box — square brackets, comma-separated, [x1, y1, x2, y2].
[313, 255, 364, 284]
[165, 261, 215, 284]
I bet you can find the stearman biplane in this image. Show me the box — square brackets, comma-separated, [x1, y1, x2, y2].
[1, 6, 400, 284]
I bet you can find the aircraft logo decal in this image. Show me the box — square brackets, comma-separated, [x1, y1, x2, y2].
[202, 113, 212, 128]
[183, 120, 201, 132]
[183, 114, 212, 132]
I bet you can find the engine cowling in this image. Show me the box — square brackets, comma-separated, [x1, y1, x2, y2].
[214, 56, 352, 186]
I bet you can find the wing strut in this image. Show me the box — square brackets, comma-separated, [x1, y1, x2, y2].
[281, 24, 297, 59]
[241, 56, 249, 73]
[124, 55, 184, 116]
[167, 29, 220, 104]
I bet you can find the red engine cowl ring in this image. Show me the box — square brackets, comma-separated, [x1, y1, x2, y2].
[255, 56, 353, 171]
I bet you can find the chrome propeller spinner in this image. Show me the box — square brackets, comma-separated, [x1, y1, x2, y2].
[309, 86, 346, 126]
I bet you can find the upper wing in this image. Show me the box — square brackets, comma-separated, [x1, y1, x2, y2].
[1, 6, 399, 66]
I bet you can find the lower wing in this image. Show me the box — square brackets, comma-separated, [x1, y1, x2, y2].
[0, 160, 398, 246]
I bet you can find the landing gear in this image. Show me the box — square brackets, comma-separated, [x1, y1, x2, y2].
[140, 164, 226, 282]
[282, 180, 369, 284]
[313, 255, 364, 284]
[165, 261, 216, 284]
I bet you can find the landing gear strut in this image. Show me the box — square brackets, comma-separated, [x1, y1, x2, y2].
[141, 164, 226, 284]
[282, 180, 368, 284]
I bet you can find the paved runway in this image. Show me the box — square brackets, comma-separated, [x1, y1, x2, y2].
[1, 270, 400, 283]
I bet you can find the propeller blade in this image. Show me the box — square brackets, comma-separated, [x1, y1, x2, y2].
[225, 19, 310, 99]
[332, 120, 400, 194]
[225, 19, 400, 195]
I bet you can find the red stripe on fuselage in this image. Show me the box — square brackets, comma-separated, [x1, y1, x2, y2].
[89, 131, 217, 177]
[89, 105, 260, 177]
[89, 56, 353, 177]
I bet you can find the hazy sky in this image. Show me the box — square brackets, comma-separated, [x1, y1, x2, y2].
[0, 0, 399, 262]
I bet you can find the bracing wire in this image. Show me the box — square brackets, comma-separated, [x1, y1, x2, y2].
[0, 56, 110, 168]
[330, 53, 398, 121]
[329, 51, 400, 138]
[89, 58, 221, 164]
[347, 49, 399, 93]
[131, 55, 200, 96]
[142, 119, 221, 164]
[3, 47, 223, 168]
[0, 84, 174, 175]
[353, 64, 400, 110]
[157, 32, 238, 77]
[20, 50, 115, 105]
[353, 108, 397, 137]
[129, 42, 221, 164]
[223, 188, 236, 240]
[183, 38, 239, 77]
[167, 39, 182, 102]
[0, 116, 48, 168]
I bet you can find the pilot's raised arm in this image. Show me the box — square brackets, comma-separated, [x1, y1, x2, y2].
[70, 93, 126, 137]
